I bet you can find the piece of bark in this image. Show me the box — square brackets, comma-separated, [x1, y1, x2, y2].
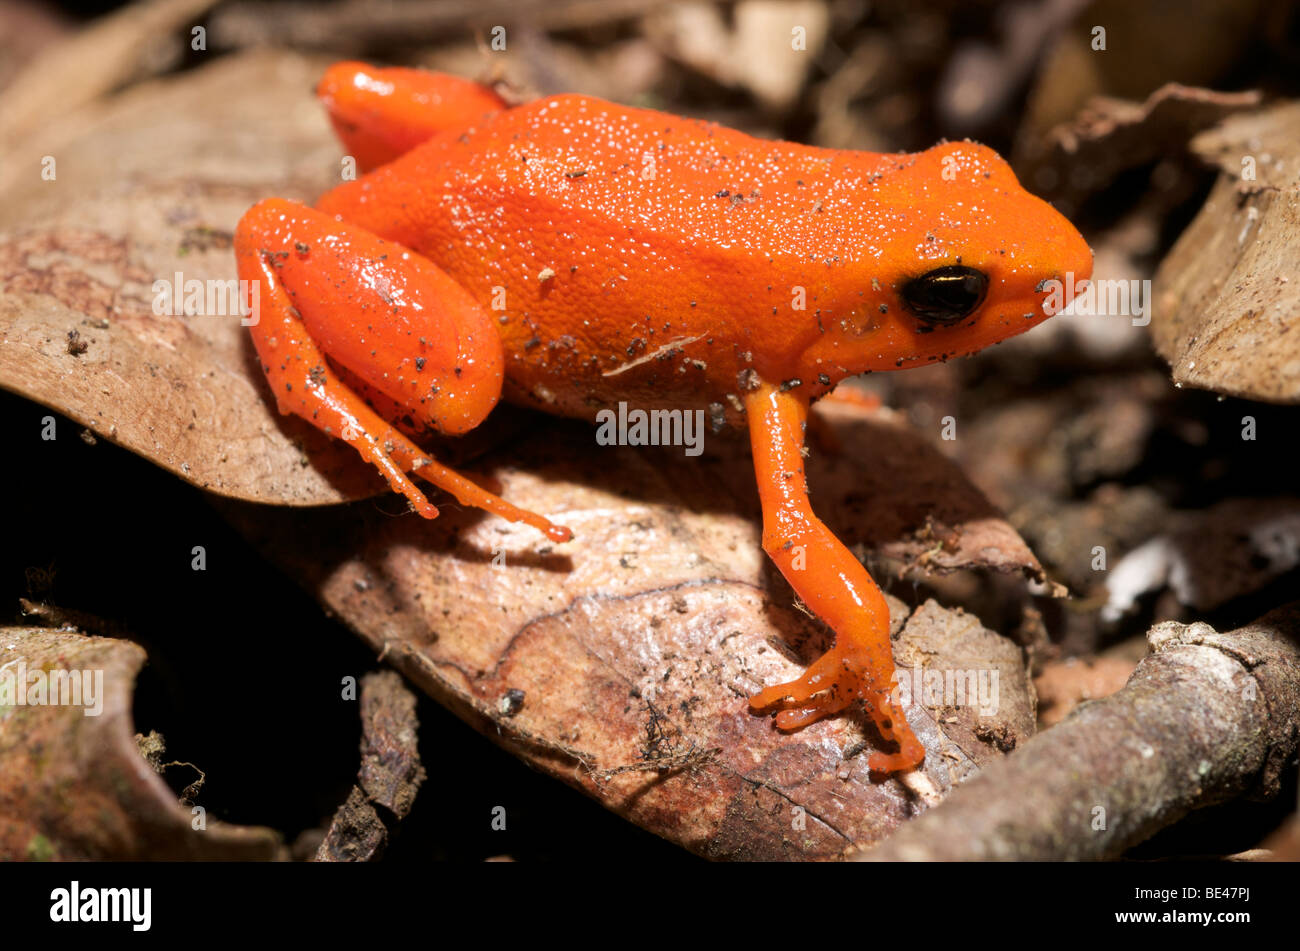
[0, 625, 283, 860]
[356, 670, 425, 817]
[314, 787, 387, 863]
[1016, 83, 1261, 210]
[1152, 101, 1300, 403]
[226, 398, 1043, 860]
[316, 670, 426, 862]
[851, 604, 1300, 861]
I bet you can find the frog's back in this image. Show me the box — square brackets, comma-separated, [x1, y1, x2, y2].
[316, 93, 1068, 420]
[318, 94, 914, 416]
[359, 93, 907, 267]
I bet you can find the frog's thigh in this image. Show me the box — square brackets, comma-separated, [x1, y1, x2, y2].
[317, 61, 507, 171]
[234, 198, 571, 543]
[236, 198, 503, 431]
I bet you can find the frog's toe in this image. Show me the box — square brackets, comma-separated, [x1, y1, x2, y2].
[749, 650, 845, 710]
[772, 692, 854, 730]
[864, 695, 926, 773]
[867, 744, 925, 775]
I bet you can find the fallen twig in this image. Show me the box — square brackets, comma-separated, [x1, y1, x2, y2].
[315, 671, 426, 862]
[852, 603, 1300, 861]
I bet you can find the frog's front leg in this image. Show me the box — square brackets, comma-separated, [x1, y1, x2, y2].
[316, 61, 507, 173]
[234, 198, 571, 543]
[745, 381, 924, 775]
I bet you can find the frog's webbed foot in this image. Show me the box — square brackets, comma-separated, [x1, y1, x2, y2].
[748, 647, 856, 728]
[861, 690, 925, 774]
[750, 661, 924, 773]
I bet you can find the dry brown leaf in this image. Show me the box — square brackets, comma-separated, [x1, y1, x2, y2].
[0, 626, 282, 860]
[223, 400, 1042, 859]
[1152, 102, 1300, 402]
[0, 50, 385, 506]
[1016, 83, 1261, 209]
[0, 0, 219, 146]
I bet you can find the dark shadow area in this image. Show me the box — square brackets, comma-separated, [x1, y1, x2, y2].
[0, 386, 687, 861]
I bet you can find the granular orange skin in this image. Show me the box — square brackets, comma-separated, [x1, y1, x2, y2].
[235, 63, 1092, 775]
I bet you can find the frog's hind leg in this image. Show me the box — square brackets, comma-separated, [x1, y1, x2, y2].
[317, 61, 508, 172]
[234, 197, 572, 543]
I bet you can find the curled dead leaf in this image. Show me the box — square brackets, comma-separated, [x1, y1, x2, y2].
[0, 51, 382, 507]
[1152, 101, 1300, 402]
[0, 626, 282, 860]
[1017, 83, 1260, 210]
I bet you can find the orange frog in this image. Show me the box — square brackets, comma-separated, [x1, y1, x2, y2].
[235, 63, 1092, 775]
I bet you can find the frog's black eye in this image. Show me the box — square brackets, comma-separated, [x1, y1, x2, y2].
[901, 265, 988, 325]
